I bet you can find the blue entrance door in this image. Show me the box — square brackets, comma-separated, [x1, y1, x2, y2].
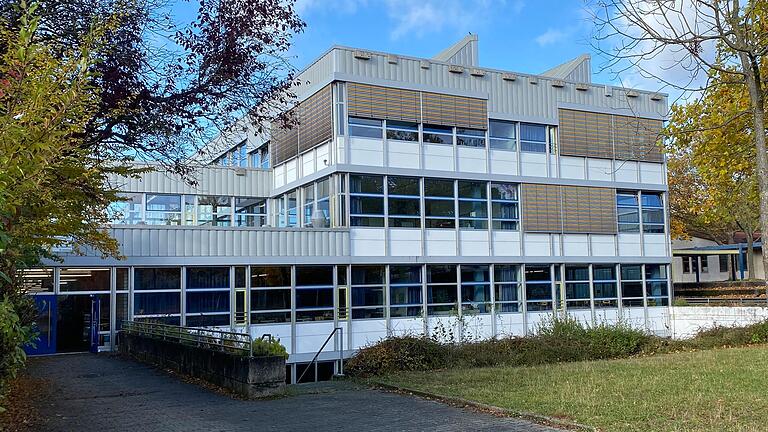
[25, 295, 57, 355]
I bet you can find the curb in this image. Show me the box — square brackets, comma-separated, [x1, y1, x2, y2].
[367, 380, 597, 432]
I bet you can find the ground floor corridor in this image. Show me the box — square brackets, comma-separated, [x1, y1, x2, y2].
[26, 354, 559, 432]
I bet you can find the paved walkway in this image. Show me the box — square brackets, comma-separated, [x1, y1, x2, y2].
[27, 354, 560, 432]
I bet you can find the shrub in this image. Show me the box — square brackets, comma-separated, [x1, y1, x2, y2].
[0, 297, 35, 407]
[251, 338, 288, 358]
[345, 336, 449, 377]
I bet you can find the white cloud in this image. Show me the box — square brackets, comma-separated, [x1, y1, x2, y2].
[296, 0, 522, 41]
[535, 28, 566, 46]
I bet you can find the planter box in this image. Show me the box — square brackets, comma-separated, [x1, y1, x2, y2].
[119, 332, 285, 398]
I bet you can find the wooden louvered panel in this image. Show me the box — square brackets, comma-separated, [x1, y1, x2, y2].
[561, 186, 617, 234]
[270, 115, 298, 166]
[522, 183, 562, 233]
[347, 83, 421, 123]
[613, 115, 663, 162]
[298, 85, 333, 153]
[558, 109, 613, 159]
[422, 91, 487, 130]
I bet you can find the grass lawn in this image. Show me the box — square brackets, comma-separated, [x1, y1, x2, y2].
[378, 345, 768, 432]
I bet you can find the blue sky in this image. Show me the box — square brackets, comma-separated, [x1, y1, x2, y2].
[288, 0, 645, 89]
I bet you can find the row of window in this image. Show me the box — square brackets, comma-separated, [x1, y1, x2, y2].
[348, 117, 555, 154]
[28, 264, 669, 327]
[214, 142, 270, 169]
[616, 191, 665, 233]
[681, 254, 733, 274]
[109, 193, 267, 227]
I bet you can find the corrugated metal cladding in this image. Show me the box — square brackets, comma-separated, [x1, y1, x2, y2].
[347, 82, 488, 129]
[522, 184, 617, 234]
[331, 48, 667, 120]
[558, 108, 663, 162]
[107, 167, 272, 197]
[271, 85, 333, 165]
[87, 227, 350, 258]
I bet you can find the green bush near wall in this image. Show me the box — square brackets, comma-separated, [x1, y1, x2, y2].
[0, 297, 34, 410]
[346, 316, 768, 377]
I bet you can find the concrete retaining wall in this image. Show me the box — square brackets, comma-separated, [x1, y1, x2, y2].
[119, 332, 285, 398]
[670, 306, 768, 338]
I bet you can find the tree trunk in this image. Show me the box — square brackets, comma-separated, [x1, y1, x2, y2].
[737, 51, 768, 300]
[746, 234, 755, 280]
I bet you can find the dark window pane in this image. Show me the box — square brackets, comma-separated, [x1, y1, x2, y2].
[565, 266, 589, 281]
[491, 183, 518, 201]
[186, 314, 230, 327]
[642, 193, 663, 208]
[251, 266, 291, 287]
[251, 289, 291, 310]
[349, 117, 382, 127]
[565, 282, 590, 299]
[295, 266, 333, 286]
[616, 193, 638, 206]
[427, 285, 457, 303]
[424, 179, 454, 197]
[350, 175, 384, 194]
[351, 216, 385, 227]
[646, 281, 668, 297]
[351, 266, 385, 285]
[458, 181, 486, 199]
[525, 266, 551, 282]
[427, 265, 456, 284]
[594, 282, 617, 298]
[388, 176, 420, 196]
[390, 266, 422, 284]
[645, 264, 668, 280]
[134, 292, 180, 315]
[461, 265, 490, 283]
[621, 265, 643, 281]
[495, 283, 518, 302]
[593, 265, 616, 281]
[134, 268, 180, 291]
[425, 218, 455, 228]
[350, 196, 384, 215]
[389, 198, 420, 216]
[525, 283, 552, 301]
[186, 291, 229, 313]
[351, 308, 385, 319]
[59, 268, 110, 292]
[295, 288, 334, 308]
[186, 267, 229, 290]
[425, 200, 455, 217]
[390, 285, 422, 305]
[351, 286, 384, 306]
[494, 265, 519, 282]
[621, 281, 644, 298]
[461, 284, 490, 302]
[389, 217, 421, 228]
[459, 201, 488, 218]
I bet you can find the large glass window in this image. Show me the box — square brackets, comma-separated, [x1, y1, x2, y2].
[593, 264, 618, 308]
[390, 265, 423, 317]
[59, 268, 110, 292]
[109, 193, 143, 224]
[460, 265, 490, 314]
[350, 175, 385, 227]
[642, 193, 665, 233]
[295, 266, 334, 321]
[351, 266, 385, 319]
[286, 191, 298, 227]
[315, 178, 331, 228]
[520, 123, 547, 153]
[197, 196, 232, 227]
[564, 266, 590, 310]
[645, 264, 669, 306]
[525, 265, 552, 311]
[303, 184, 315, 228]
[186, 267, 230, 327]
[491, 183, 519, 230]
[387, 176, 421, 228]
[458, 181, 488, 229]
[456, 128, 486, 147]
[621, 264, 644, 307]
[617, 192, 640, 233]
[235, 198, 266, 227]
[20, 268, 54, 294]
[424, 179, 455, 229]
[489, 120, 516, 151]
[423, 124, 453, 145]
[386, 120, 418, 142]
[427, 265, 457, 315]
[349, 117, 383, 139]
[133, 268, 181, 320]
[494, 265, 520, 312]
[251, 266, 291, 323]
[145, 194, 181, 225]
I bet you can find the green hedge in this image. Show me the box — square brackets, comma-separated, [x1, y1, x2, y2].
[0, 297, 34, 409]
[346, 315, 768, 377]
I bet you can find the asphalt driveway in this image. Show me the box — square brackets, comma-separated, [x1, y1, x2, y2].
[26, 354, 560, 432]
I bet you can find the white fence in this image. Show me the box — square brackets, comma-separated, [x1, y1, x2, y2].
[670, 306, 768, 339]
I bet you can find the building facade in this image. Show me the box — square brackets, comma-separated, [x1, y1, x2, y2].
[24, 36, 672, 382]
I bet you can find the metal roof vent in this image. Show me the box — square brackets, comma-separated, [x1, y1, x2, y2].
[626, 90, 639, 98]
[448, 64, 464, 74]
[353, 50, 372, 60]
[501, 73, 517, 81]
[650, 93, 663, 101]
[551, 80, 565, 88]
[575, 83, 589, 91]
[604, 85, 613, 97]
[528, 77, 538, 85]
[387, 54, 398, 64]
[420, 60, 431, 69]
[470, 68, 485, 77]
